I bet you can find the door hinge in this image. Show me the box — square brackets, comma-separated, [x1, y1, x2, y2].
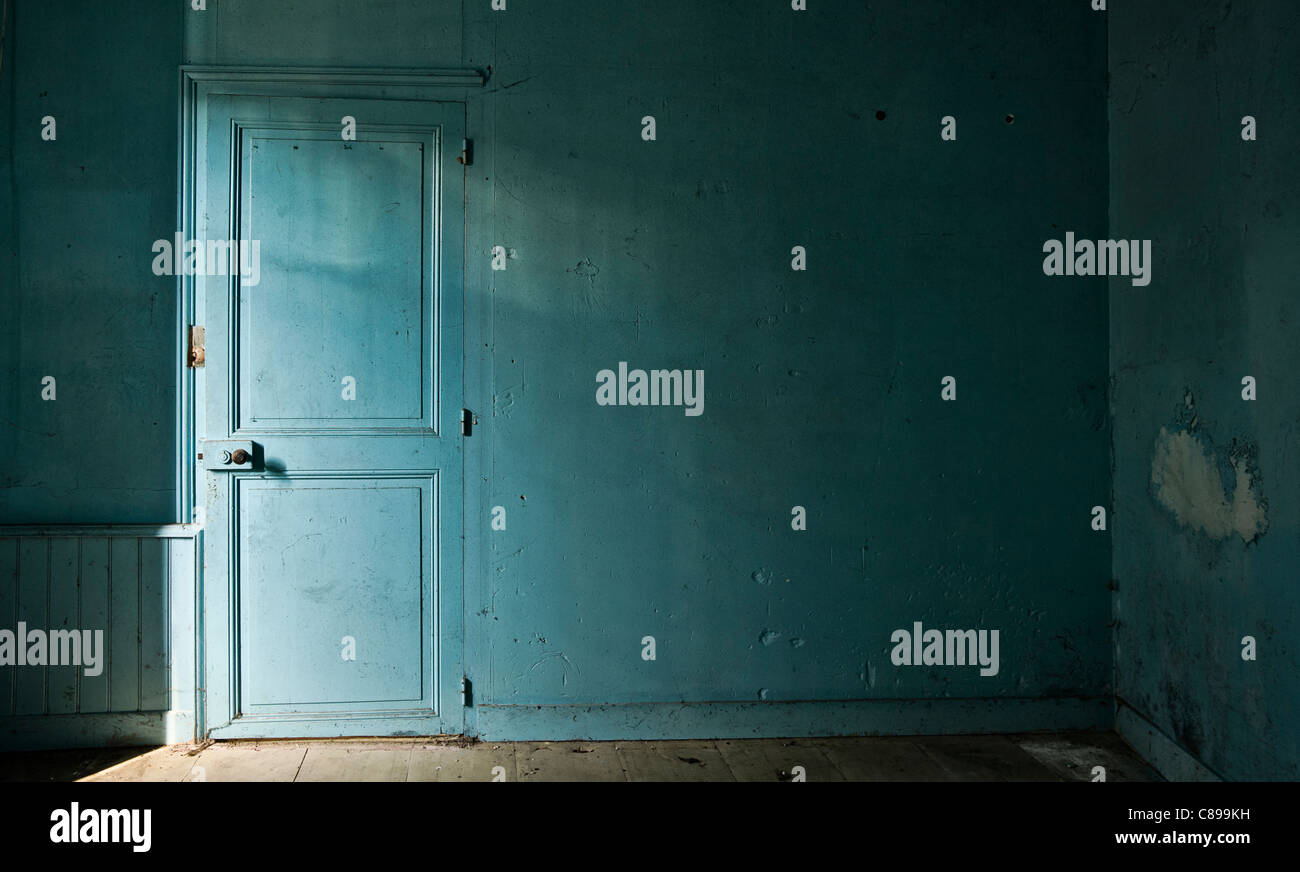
[459, 676, 473, 707]
[188, 325, 205, 368]
[461, 408, 477, 436]
[457, 138, 473, 166]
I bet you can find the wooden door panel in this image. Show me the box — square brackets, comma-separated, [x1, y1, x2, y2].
[238, 478, 432, 711]
[236, 126, 434, 431]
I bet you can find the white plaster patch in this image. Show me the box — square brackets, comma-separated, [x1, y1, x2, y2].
[1150, 427, 1267, 542]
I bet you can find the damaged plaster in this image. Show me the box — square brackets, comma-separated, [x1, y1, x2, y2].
[1150, 427, 1268, 542]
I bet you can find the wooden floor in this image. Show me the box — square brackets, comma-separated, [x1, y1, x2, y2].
[0, 731, 1161, 782]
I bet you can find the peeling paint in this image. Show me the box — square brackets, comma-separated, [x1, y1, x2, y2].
[1150, 426, 1268, 542]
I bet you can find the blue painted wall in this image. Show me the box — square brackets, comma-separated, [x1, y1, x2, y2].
[457, 1, 1111, 731]
[5, 1, 1117, 745]
[1110, 0, 1300, 780]
[0, 0, 182, 524]
[0, 1, 193, 751]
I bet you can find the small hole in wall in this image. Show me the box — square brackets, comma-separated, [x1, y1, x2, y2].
[875, 110, 886, 121]
[1005, 114, 1015, 124]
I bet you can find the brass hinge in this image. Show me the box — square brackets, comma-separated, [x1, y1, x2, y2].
[457, 139, 473, 167]
[188, 326, 205, 368]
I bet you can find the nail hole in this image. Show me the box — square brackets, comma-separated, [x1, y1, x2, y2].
[875, 110, 886, 121]
[1005, 114, 1015, 124]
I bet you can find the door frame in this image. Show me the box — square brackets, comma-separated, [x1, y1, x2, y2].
[176, 66, 488, 739]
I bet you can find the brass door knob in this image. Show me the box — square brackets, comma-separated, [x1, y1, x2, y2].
[231, 449, 250, 464]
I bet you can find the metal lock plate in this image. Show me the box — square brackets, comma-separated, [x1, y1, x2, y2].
[201, 441, 258, 471]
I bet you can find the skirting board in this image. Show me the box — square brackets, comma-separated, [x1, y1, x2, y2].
[471, 697, 1112, 741]
[1116, 701, 1221, 782]
[0, 711, 194, 753]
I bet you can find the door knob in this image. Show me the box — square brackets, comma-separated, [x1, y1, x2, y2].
[231, 449, 250, 465]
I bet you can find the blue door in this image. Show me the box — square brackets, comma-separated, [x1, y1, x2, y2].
[198, 95, 465, 738]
